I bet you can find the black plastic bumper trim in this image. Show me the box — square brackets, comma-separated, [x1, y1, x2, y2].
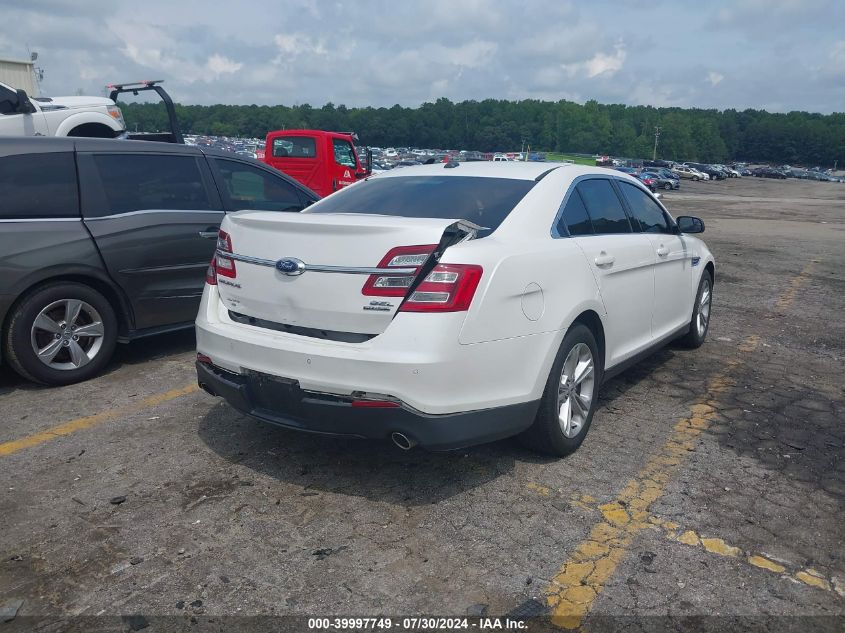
[196, 361, 539, 451]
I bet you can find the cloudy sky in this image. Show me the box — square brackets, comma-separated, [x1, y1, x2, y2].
[2, 0, 843, 113]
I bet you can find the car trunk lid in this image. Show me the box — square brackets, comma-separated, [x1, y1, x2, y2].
[215, 212, 477, 336]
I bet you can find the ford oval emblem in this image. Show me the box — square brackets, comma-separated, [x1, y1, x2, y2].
[275, 257, 305, 276]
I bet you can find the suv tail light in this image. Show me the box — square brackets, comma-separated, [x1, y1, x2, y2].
[362, 245, 437, 297]
[399, 264, 483, 313]
[215, 230, 237, 279]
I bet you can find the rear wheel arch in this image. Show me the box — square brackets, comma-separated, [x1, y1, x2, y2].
[571, 309, 606, 373]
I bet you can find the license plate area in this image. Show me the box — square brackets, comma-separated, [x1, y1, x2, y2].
[244, 370, 305, 417]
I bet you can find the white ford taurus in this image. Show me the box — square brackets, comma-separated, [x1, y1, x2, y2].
[195, 162, 714, 455]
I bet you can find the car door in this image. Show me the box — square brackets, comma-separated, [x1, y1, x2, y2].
[331, 136, 359, 193]
[0, 84, 48, 136]
[78, 150, 224, 330]
[617, 181, 693, 340]
[208, 156, 313, 213]
[561, 178, 656, 367]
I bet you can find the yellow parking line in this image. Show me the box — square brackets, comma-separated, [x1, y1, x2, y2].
[543, 349, 757, 628]
[527, 487, 841, 597]
[0, 383, 199, 457]
[775, 260, 817, 310]
[542, 261, 824, 627]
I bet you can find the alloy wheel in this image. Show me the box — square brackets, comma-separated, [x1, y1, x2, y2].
[696, 279, 712, 338]
[30, 299, 105, 371]
[557, 343, 595, 438]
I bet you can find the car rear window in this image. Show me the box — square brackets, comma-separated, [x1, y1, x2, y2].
[272, 136, 316, 158]
[0, 152, 79, 219]
[306, 175, 536, 236]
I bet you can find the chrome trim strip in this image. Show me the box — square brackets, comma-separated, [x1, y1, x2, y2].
[220, 251, 417, 275]
[304, 264, 418, 275]
[85, 209, 225, 221]
[224, 252, 276, 267]
[0, 217, 81, 223]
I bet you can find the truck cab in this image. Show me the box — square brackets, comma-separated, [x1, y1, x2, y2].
[263, 129, 370, 198]
[0, 81, 125, 138]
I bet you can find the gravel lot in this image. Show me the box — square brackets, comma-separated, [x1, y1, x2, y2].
[1, 176, 843, 632]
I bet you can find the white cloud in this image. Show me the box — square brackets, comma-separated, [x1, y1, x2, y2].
[707, 71, 724, 86]
[584, 44, 627, 78]
[560, 43, 627, 79]
[205, 54, 242, 77]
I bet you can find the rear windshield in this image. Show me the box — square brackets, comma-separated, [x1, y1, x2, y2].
[306, 175, 536, 236]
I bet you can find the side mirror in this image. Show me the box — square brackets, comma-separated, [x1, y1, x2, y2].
[15, 89, 36, 114]
[676, 215, 705, 234]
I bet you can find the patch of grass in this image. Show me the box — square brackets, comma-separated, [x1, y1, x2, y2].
[545, 152, 596, 166]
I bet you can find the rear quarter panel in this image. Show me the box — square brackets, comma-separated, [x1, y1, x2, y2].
[454, 237, 604, 345]
[0, 219, 109, 325]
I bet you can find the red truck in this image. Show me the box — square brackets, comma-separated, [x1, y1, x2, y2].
[262, 129, 371, 198]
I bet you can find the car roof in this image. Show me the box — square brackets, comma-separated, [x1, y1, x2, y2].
[0, 136, 204, 156]
[0, 136, 319, 199]
[372, 161, 564, 181]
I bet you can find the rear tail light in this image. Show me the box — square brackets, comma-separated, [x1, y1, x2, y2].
[205, 255, 217, 285]
[362, 245, 437, 297]
[215, 230, 237, 279]
[399, 264, 483, 313]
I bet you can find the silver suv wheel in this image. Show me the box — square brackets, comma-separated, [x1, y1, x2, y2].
[30, 299, 105, 370]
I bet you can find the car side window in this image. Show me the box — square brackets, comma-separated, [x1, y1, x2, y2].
[0, 84, 17, 115]
[90, 154, 213, 215]
[0, 152, 79, 219]
[618, 182, 671, 234]
[333, 138, 357, 168]
[576, 179, 632, 234]
[212, 158, 305, 212]
[556, 189, 593, 236]
[272, 136, 316, 158]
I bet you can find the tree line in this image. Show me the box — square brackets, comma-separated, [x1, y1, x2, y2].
[120, 97, 845, 166]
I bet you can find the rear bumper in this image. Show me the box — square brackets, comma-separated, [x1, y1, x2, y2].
[195, 286, 558, 415]
[196, 360, 538, 451]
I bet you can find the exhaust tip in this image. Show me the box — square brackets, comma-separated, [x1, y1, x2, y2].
[199, 382, 216, 397]
[391, 432, 417, 451]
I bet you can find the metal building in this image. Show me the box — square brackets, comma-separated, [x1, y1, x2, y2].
[0, 58, 39, 96]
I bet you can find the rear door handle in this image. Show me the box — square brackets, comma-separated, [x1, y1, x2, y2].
[656, 245, 670, 257]
[199, 231, 218, 239]
[594, 252, 615, 267]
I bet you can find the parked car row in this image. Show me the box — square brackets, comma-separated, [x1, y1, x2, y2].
[613, 166, 681, 192]
[1, 136, 717, 457]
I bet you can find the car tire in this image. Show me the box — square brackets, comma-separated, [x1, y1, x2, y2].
[663, 182, 672, 190]
[678, 271, 713, 349]
[3, 282, 118, 386]
[519, 324, 602, 456]
[692, 176, 699, 181]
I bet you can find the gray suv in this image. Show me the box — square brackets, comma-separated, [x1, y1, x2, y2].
[0, 137, 318, 385]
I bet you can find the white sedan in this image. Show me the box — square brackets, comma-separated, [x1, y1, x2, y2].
[195, 163, 714, 456]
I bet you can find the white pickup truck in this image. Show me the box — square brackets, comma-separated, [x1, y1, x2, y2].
[0, 81, 125, 138]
